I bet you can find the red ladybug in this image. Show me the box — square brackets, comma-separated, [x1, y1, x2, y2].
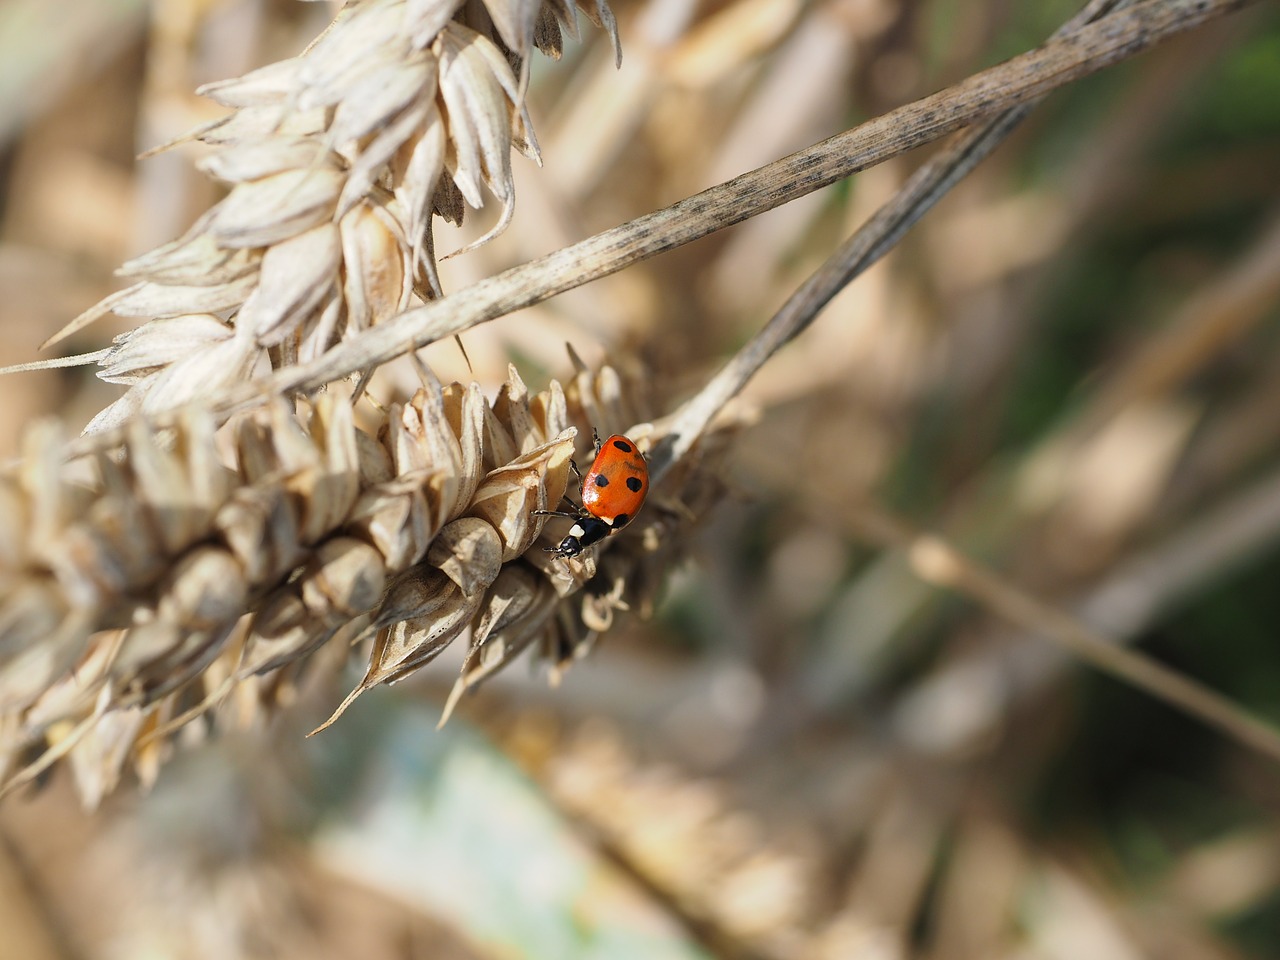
[539, 431, 648, 559]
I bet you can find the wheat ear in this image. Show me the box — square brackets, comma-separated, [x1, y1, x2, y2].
[41, 0, 619, 433]
[0, 352, 738, 805]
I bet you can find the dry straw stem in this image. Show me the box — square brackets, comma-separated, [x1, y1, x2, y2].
[653, 0, 1138, 473]
[58, 0, 1250, 454]
[1070, 207, 1280, 439]
[655, 0, 1280, 765]
[887, 457, 1280, 761]
[657, 0, 1280, 762]
[847, 502, 1280, 766]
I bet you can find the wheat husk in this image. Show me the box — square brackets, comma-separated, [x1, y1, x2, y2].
[49, 0, 620, 428]
[0, 353, 738, 804]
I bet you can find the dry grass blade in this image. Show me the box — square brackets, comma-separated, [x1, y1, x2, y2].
[636, 0, 1280, 763]
[886, 455, 1280, 760]
[180, 0, 1256, 418]
[1073, 207, 1280, 437]
[21, 0, 1248, 472]
[651, 0, 1139, 477]
[845, 503, 1280, 765]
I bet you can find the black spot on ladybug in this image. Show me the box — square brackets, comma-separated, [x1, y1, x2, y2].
[612, 439, 633, 453]
[594, 474, 610, 487]
[612, 513, 630, 527]
[626, 476, 643, 492]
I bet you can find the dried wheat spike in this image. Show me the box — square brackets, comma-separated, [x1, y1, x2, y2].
[56, 0, 620, 433]
[0, 355, 735, 806]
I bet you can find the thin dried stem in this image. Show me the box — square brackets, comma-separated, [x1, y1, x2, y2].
[60, 0, 1252, 465]
[1076, 206, 1280, 435]
[882, 458, 1280, 759]
[651, 108, 1032, 479]
[634, 0, 1280, 763]
[649, 0, 1136, 478]
[844, 500, 1280, 765]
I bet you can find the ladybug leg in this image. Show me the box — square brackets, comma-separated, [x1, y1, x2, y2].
[546, 489, 581, 511]
[592, 427, 601, 454]
[533, 508, 583, 521]
[568, 458, 584, 483]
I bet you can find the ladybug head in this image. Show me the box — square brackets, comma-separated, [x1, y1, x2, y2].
[547, 516, 614, 559]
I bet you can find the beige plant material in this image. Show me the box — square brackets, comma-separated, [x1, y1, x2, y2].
[54, 0, 620, 432]
[77, 0, 1244, 446]
[0, 0, 1265, 806]
[0, 355, 737, 805]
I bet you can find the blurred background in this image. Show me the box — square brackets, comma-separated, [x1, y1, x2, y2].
[2, 0, 1280, 957]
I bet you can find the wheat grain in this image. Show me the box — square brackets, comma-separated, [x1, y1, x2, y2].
[49, 0, 619, 433]
[0, 355, 737, 805]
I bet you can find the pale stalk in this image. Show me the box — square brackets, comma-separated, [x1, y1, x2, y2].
[54, 0, 1256, 464]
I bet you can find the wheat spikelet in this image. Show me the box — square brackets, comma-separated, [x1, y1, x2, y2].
[0, 353, 736, 806]
[51, 0, 619, 433]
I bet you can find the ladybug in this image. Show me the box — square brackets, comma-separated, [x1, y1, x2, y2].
[538, 430, 648, 559]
